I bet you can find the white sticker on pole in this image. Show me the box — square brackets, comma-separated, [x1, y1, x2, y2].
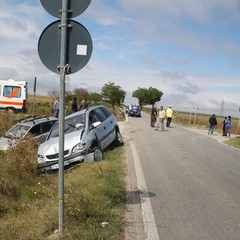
[77, 45, 87, 55]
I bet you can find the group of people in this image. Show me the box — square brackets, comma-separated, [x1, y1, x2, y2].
[53, 97, 88, 118]
[208, 114, 232, 137]
[151, 104, 174, 131]
[71, 98, 88, 112]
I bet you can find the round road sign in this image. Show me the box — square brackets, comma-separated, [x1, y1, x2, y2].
[40, 0, 91, 18]
[38, 20, 93, 74]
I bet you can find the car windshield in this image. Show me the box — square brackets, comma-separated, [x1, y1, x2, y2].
[4, 124, 30, 139]
[48, 112, 85, 139]
[132, 106, 139, 110]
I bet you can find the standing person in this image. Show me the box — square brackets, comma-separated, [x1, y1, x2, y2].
[166, 105, 173, 127]
[129, 104, 133, 111]
[79, 99, 88, 111]
[225, 115, 231, 137]
[222, 116, 227, 136]
[156, 106, 165, 131]
[71, 97, 78, 113]
[208, 114, 217, 134]
[150, 102, 157, 127]
[54, 97, 59, 118]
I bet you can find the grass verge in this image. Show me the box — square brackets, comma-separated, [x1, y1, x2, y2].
[0, 142, 126, 240]
[224, 136, 240, 149]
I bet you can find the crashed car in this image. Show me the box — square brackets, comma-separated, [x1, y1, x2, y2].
[0, 116, 57, 150]
[128, 105, 141, 117]
[37, 105, 124, 171]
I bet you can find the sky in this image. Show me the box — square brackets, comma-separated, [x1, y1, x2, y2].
[0, 0, 240, 117]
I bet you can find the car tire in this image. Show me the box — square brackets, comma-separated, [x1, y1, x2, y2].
[6, 107, 15, 114]
[92, 145, 103, 161]
[115, 130, 124, 146]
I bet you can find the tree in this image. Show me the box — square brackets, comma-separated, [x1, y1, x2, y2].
[89, 92, 102, 103]
[73, 88, 90, 102]
[132, 87, 163, 108]
[101, 82, 126, 111]
[65, 91, 74, 103]
[48, 90, 59, 103]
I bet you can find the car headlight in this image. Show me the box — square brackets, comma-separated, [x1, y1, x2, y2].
[72, 142, 86, 154]
[37, 154, 44, 163]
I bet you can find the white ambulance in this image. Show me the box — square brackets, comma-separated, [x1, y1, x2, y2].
[0, 79, 28, 113]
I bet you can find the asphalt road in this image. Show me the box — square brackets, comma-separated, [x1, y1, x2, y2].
[122, 112, 240, 240]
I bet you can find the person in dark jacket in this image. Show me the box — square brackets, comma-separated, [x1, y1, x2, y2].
[150, 102, 157, 127]
[71, 97, 78, 113]
[208, 114, 217, 134]
[222, 116, 227, 136]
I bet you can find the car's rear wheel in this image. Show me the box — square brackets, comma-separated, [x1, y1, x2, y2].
[115, 130, 124, 146]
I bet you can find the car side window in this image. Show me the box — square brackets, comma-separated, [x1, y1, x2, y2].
[89, 110, 98, 124]
[29, 124, 41, 136]
[94, 108, 107, 122]
[100, 107, 112, 119]
[41, 121, 56, 134]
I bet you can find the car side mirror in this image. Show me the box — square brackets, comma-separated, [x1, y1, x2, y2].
[92, 121, 101, 128]
[75, 123, 85, 130]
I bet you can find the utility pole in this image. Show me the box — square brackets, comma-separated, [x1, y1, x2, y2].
[220, 98, 224, 116]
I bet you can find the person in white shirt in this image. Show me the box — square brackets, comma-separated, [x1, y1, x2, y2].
[156, 106, 165, 131]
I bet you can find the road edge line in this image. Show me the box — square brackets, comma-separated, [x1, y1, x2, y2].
[130, 141, 160, 240]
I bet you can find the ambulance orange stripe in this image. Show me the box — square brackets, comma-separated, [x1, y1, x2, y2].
[7, 88, 21, 98]
[0, 101, 23, 106]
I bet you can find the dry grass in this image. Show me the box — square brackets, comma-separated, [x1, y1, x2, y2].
[0, 109, 126, 239]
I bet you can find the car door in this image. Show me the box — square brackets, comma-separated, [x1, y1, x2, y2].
[88, 108, 108, 150]
[99, 107, 116, 147]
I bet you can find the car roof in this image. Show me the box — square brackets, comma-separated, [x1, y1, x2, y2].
[15, 115, 57, 127]
[64, 105, 108, 120]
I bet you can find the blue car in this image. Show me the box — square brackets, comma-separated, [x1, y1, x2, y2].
[128, 106, 141, 117]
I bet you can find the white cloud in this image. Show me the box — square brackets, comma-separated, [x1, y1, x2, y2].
[0, 0, 239, 118]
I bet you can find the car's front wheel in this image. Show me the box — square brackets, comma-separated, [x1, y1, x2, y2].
[92, 145, 103, 161]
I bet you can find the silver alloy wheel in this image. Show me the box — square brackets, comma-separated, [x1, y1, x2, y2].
[93, 146, 103, 161]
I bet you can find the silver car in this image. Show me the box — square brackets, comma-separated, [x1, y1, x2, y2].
[38, 105, 123, 171]
[0, 116, 57, 150]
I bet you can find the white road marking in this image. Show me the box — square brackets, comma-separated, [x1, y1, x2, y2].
[130, 142, 160, 240]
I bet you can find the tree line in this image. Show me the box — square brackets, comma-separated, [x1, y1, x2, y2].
[48, 82, 163, 110]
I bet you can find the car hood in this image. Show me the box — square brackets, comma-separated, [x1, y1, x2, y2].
[38, 130, 83, 156]
[0, 137, 17, 150]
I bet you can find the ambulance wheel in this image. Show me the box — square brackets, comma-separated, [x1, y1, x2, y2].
[6, 108, 15, 113]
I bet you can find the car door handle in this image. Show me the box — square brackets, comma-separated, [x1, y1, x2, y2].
[104, 126, 106, 130]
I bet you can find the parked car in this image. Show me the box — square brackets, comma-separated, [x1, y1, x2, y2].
[0, 116, 58, 150]
[128, 105, 141, 117]
[37, 105, 124, 171]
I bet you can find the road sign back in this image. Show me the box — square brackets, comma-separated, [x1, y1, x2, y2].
[40, 0, 91, 18]
[38, 20, 93, 74]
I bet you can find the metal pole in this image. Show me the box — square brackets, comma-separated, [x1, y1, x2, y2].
[189, 110, 192, 124]
[194, 110, 197, 125]
[32, 77, 37, 116]
[238, 106, 240, 134]
[59, 0, 68, 235]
